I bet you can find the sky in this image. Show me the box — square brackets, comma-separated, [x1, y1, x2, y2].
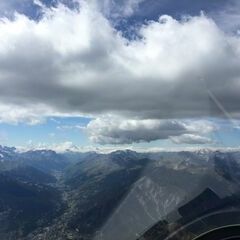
[0, 0, 240, 152]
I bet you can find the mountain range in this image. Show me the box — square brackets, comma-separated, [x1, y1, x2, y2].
[0, 146, 240, 240]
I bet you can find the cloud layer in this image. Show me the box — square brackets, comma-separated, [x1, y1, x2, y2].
[0, 2, 240, 122]
[0, 1, 240, 144]
[87, 117, 215, 144]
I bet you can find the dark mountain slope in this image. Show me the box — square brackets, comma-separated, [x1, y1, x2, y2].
[0, 174, 63, 239]
[2, 165, 57, 184]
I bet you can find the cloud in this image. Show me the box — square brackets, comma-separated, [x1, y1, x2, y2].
[0, 0, 239, 148]
[0, 3, 239, 126]
[210, 0, 240, 33]
[23, 140, 79, 152]
[86, 117, 215, 144]
[170, 134, 213, 145]
[0, 104, 48, 125]
[56, 124, 85, 130]
[0, 0, 29, 14]
[97, 0, 145, 18]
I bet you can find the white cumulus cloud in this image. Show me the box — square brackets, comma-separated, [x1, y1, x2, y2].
[170, 134, 213, 145]
[0, 1, 239, 144]
[0, 3, 239, 123]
